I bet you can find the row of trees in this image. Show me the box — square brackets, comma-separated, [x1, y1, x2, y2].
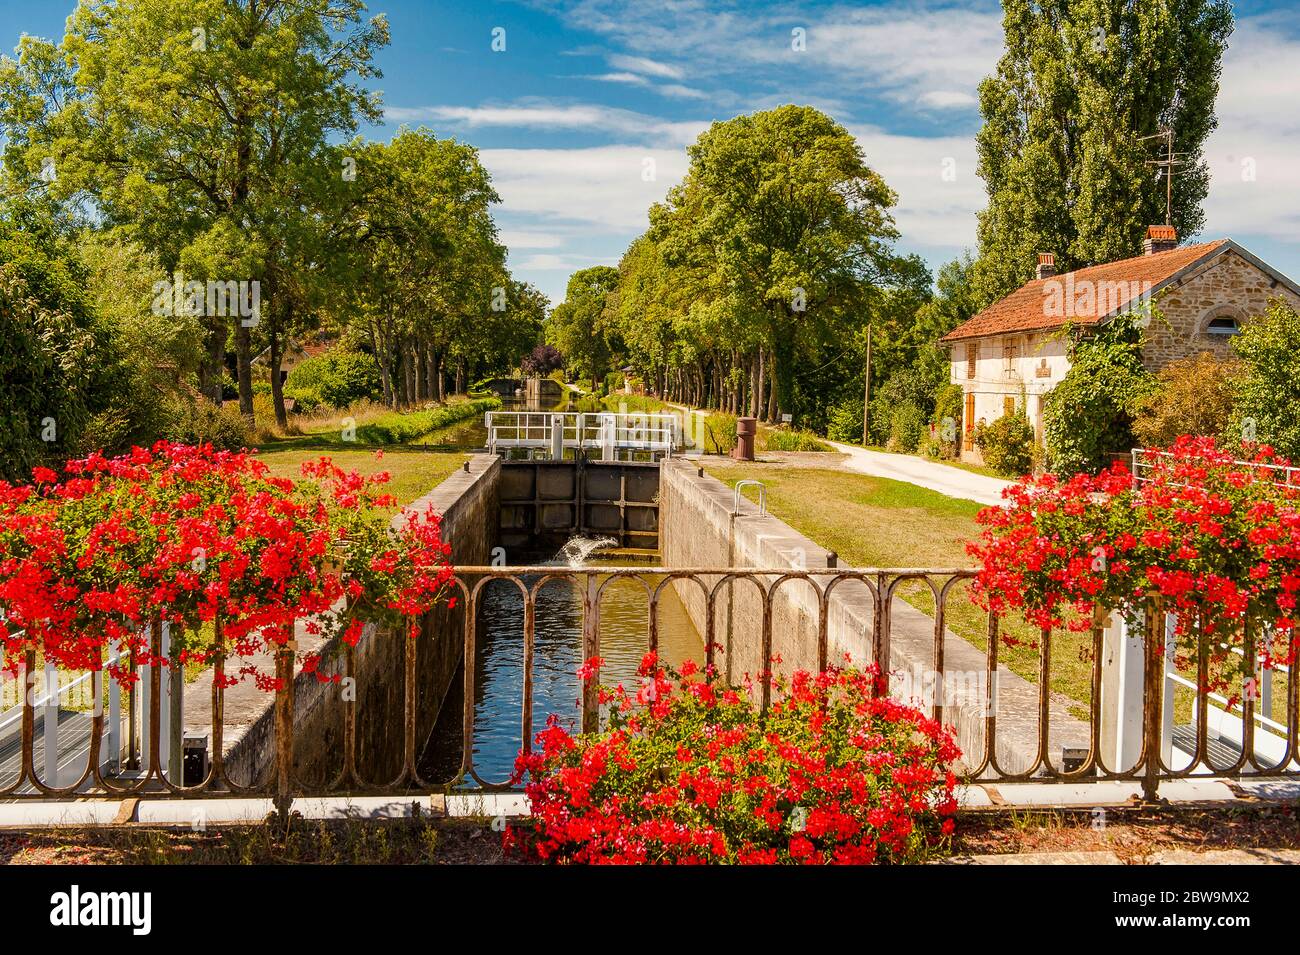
[0, 0, 541, 463]
[546, 106, 974, 434]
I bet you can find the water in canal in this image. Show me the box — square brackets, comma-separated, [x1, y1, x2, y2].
[412, 386, 572, 450]
[418, 541, 705, 786]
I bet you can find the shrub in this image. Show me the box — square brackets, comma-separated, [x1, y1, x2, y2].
[919, 429, 957, 461]
[285, 349, 382, 412]
[354, 396, 501, 444]
[933, 383, 964, 447]
[826, 394, 864, 443]
[762, 429, 832, 452]
[975, 411, 1035, 477]
[887, 402, 926, 453]
[161, 398, 251, 451]
[1230, 301, 1300, 459]
[869, 370, 936, 445]
[1042, 314, 1157, 475]
[510, 656, 959, 864]
[521, 343, 564, 377]
[701, 412, 737, 454]
[1132, 352, 1237, 450]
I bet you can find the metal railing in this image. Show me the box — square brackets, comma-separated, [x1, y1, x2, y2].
[1132, 447, 1300, 489]
[2, 567, 1298, 807]
[485, 412, 680, 459]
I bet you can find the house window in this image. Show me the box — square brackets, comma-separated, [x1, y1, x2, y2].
[965, 343, 977, 379]
[1002, 339, 1019, 375]
[1206, 315, 1240, 336]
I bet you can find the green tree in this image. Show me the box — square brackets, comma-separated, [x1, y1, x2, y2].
[0, 0, 389, 421]
[0, 205, 147, 477]
[972, 0, 1233, 305]
[650, 105, 900, 421]
[1132, 351, 1237, 449]
[1043, 315, 1158, 474]
[547, 266, 621, 384]
[1230, 302, 1300, 460]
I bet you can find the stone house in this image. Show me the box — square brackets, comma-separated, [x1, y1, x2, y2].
[251, 338, 333, 386]
[940, 226, 1300, 463]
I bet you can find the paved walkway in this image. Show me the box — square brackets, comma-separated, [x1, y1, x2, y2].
[823, 440, 1013, 507]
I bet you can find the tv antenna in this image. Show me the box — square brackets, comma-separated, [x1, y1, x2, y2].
[1140, 128, 1188, 226]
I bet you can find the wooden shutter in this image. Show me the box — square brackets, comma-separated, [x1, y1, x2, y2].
[964, 392, 975, 450]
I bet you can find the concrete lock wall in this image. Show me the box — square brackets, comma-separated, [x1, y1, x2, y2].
[659, 459, 1088, 776]
[221, 455, 501, 787]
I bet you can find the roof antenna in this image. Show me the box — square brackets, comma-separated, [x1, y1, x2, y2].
[1140, 128, 1187, 227]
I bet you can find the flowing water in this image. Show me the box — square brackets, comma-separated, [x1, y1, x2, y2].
[418, 537, 705, 786]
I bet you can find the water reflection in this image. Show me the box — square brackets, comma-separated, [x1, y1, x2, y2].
[418, 548, 704, 786]
[413, 385, 571, 451]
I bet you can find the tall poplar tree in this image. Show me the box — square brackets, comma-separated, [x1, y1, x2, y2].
[972, 0, 1233, 305]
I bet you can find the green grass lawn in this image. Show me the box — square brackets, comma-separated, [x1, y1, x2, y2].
[255, 445, 469, 513]
[703, 459, 1092, 717]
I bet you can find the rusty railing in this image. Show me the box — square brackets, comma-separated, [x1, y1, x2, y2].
[2, 567, 1297, 806]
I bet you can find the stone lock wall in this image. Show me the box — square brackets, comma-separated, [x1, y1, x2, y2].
[659, 459, 1088, 776]
[221, 455, 500, 788]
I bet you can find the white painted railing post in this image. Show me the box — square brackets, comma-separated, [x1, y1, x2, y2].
[1100, 608, 1145, 773]
[140, 629, 153, 771]
[601, 413, 615, 461]
[106, 649, 121, 774]
[1161, 613, 1176, 765]
[550, 413, 565, 460]
[43, 661, 58, 787]
[159, 620, 183, 782]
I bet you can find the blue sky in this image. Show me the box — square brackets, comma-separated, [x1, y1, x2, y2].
[3, 0, 1299, 305]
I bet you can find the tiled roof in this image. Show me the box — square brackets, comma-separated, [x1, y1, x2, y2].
[940, 241, 1228, 343]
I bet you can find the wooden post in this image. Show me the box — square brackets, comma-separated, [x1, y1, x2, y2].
[861, 324, 872, 446]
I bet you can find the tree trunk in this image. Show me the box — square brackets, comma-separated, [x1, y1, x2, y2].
[413, 342, 424, 403]
[235, 318, 254, 423]
[755, 349, 767, 421]
[269, 326, 287, 428]
[201, 315, 225, 405]
[766, 350, 779, 423]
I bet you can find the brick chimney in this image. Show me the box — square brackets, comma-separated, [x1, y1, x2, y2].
[1143, 225, 1178, 255]
[1035, 252, 1056, 280]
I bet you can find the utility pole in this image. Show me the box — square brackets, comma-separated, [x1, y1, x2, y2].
[861, 324, 872, 446]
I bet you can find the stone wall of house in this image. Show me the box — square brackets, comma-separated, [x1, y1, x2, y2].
[1145, 249, 1300, 369]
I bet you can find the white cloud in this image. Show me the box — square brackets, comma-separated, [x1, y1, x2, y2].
[497, 230, 566, 250]
[606, 53, 684, 80]
[384, 102, 707, 147]
[533, 1, 1003, 113]
[482, 145, 690, 232]
[1201, 17, 1300, 244]
[587, 71, 649, 86]
[851, 127, 983, 249]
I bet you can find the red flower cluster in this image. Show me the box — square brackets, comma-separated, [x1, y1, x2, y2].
[969, 436, 1300, 688]
[0, 442, 454, 688]
[508, 653, 959, 865]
